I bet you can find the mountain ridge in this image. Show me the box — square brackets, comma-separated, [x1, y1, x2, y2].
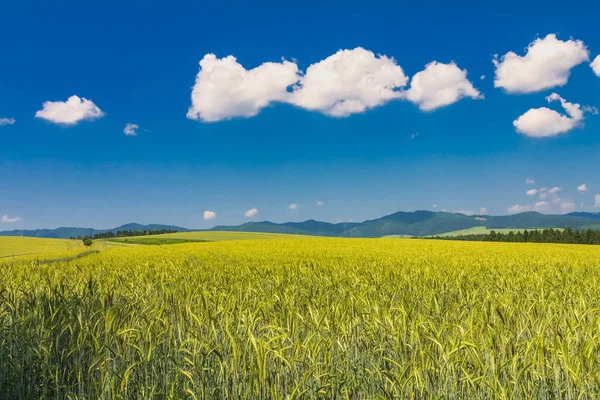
[2, 212, 600, 239]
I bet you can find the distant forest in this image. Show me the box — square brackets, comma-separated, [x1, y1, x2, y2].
[73, 229, 179, 240]
[428, 228, 600, 245]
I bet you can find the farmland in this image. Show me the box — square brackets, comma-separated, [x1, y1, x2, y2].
[0, 236, 83, 259]
[1, 236, 600, 398]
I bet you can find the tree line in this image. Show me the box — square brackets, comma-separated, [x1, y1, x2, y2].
[72, 229, 179, 241]
[427, 227, 600, 245]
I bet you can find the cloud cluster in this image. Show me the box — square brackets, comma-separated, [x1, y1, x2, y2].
[513, 93, 591, 137]
[510, 184, 577, 214]
[493, 34, 589, 93]
[124, 123, 139, 136]
[1, 215, 22, 223]
[245, 208, 259, 217]
[0, 117, 15, 126]
[35, 95, 105, 125]
[187, 48, 480, 122]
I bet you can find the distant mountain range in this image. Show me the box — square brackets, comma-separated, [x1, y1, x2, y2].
[0, 223, 190, 239]
[2, 211, 600, 239]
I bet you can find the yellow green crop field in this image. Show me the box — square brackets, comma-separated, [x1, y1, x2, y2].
[0, 236, 83, 259]
[2, 237, 600, 398]
[106, 230, 304, 245]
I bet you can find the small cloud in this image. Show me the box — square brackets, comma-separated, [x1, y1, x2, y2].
[35, 95, 104, 125]
[1, 214, 22, 223]
[432, 204, 438, 209]
[124, 123, 140, 136]
[526, 189, 538, 196]
[480, 75, 485, 80]
[245, 208, 259, 217]
[316, 201, 324, 206]
[592, 55, 600, 77]
[595, 195, 600, 208]
[525, 178, 535, 184]
[203, 210, 216, 220]
[480, 207, 487, 214]
[408, 132, 420, 140]
[513, 93, 593, 137]
[289, 203, 299, 210]
[402, 61, 482, 111]
[578, 184, 588, 192]
[0, 117, 15, 126]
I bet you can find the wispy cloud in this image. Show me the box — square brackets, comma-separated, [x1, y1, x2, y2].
[0, 117, 15, 126]
[1, 215, 22, 223]
[245, 208, 259, 217]
[124, 123, 140, 136]
[289, 203, 299, 210]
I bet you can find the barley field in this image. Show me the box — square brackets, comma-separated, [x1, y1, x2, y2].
[1, 237, 600, 398]
[0, 236, 83, 259]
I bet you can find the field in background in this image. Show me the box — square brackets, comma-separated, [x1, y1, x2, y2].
[0, 236, 83, 259]
[2, 237, 600, 398]
[433, 226, 535, 237]
[107, 230, 304, 244]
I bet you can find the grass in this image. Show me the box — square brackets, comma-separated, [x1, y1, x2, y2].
[2, 237, 600, 398]
[0, 236, 83, 259]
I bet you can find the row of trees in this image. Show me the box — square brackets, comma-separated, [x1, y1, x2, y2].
[72, 229, 180, 245]
[428, 228, 600, 245]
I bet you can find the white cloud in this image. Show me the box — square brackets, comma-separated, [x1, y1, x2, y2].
[124, 123, 139, 136]
[245, 208, 259, 217]
[187, 48, 485, 122]
[402, 61, 481, 111]
[493, 34, 589, 93]
[526, 189, 538, 196]
[35, 95, 105, 125]
[578, 184, 588, 192]
[408, 132, 420, 140]
[316, 201, 324, 206]
[534, 201, 551, 213]
[480, 75, 485, 80]
[513, 93, 592, 137]
[289, 48, 408, 117]
[203, 210, 216, 220]
[508, 204, 532, 213]
[592, 55, 600, 77]
[556, 199, 576, 213]
[0, 117, 15, 126]
[1, 215, 22, 223]
[289, 203, 299, 210]
[595, 195, 600, 208]
[526, 178, 535, 184]
[480, 207, 487, 214]
[187, 54, 299, 122]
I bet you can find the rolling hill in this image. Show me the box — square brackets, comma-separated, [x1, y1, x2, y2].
[3, 211, 600, 239]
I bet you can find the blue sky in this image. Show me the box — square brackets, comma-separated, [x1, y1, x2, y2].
[1, 0, 600, 229]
